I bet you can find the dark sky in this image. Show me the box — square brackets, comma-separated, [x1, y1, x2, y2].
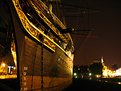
[61, 0, 121, 67]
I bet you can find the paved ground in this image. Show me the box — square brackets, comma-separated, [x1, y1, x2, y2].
[63, 78, 121, 91]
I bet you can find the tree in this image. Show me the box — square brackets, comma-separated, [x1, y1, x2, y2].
[89, 61, 103, 76]
[79, 65, 89, 74]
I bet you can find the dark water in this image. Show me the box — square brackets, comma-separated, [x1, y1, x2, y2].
[63, 78, 121, 91]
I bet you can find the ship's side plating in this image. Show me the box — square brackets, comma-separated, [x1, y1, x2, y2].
[0, 0, 74, 91]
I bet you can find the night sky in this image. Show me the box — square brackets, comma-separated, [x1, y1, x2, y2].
[62, 0, 121, 67]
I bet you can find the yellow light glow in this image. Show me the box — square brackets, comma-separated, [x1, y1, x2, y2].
[102, 66, 121, 78]
[118, 82, 121, 85]
[96, 75, 101, 78]
[74, 73, 77, 76]
[101, 57, 121, 78]
[89, 73, 92, 76]
[115, 68, 121, 76]
[1, 62, 6, 67]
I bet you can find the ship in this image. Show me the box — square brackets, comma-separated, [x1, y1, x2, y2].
[0, 0, 74, 91]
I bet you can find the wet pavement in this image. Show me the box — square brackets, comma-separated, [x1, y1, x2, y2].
[63, 78, 121, 91]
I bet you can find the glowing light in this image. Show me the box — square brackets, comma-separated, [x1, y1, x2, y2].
[73, 73, 78, 78]
[75, 76, 78, 78]
[1, 62, 6, 68]
[118, 82, 121, 85]
[89, 73, 92, 76]
[102, 66, 121, 78]
[96, 75, 100, 78]
[115, 68, 121, 76]
[0, 41, 17, 79]
[74, 73, 77, 76]
[11, 42, 17, 67]
[101, 57, 121, 78]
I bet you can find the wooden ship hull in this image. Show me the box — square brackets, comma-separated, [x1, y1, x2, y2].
[0, 0, 74, 91]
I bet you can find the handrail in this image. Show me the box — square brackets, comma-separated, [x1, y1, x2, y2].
[12, 0, 56, 52]
[12, 0, 74, 59]
[29, 0, 69, 42]
[37, 0, 66, 29]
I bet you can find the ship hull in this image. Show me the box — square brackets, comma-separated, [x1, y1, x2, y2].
[18, 36, 73, 91]
[0, 0, 73, 91]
